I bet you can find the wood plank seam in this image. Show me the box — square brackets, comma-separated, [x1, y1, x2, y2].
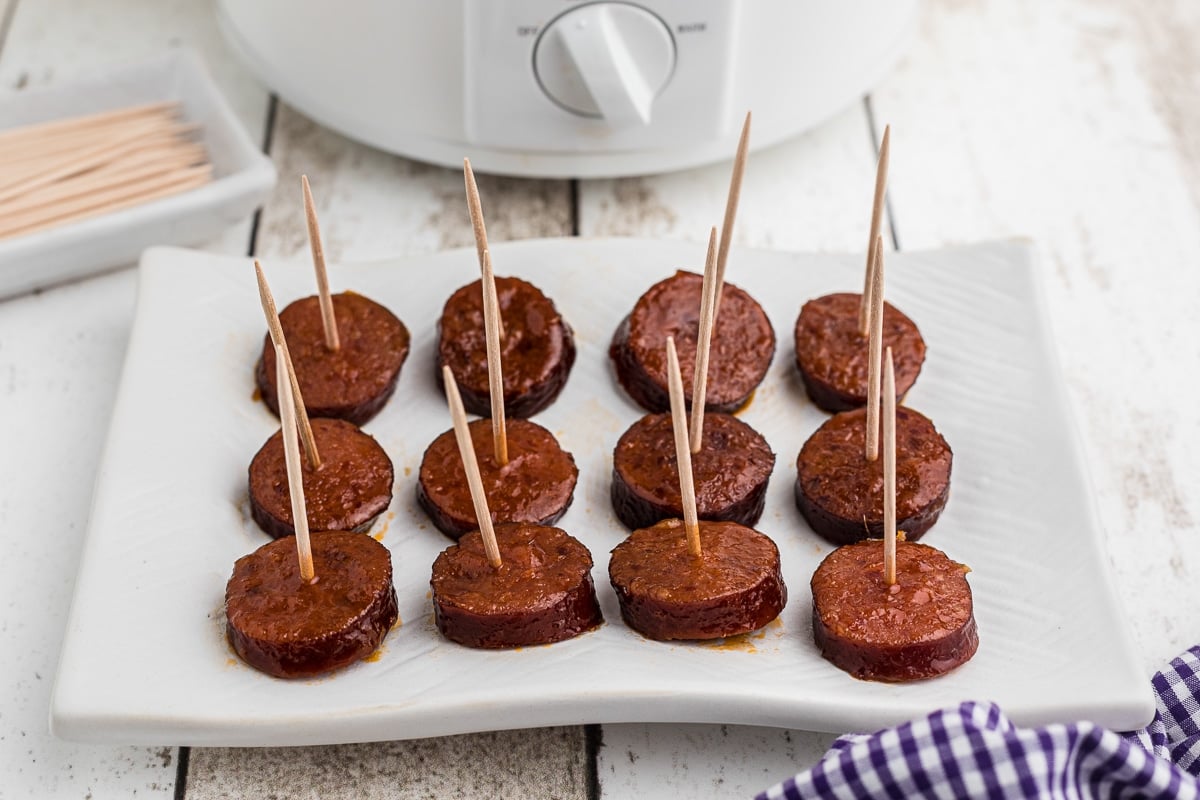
[173, 745, 191, 800]
[242, 95, 280, 257]
[570, 179, 581, 236]
[585, 723, 603, 800]
[177, 92, 280, 800]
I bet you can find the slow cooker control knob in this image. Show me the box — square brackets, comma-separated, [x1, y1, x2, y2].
[534, 3, 675, 127]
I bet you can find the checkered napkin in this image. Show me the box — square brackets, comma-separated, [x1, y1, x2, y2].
[758, 646, 1200, 799]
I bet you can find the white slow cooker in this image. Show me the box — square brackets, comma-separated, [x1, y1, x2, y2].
[217, 1, 917, 178]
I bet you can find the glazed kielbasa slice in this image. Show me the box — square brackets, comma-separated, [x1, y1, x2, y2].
[430, 523, 603, 648]
[610, 271, 775, 414]
[810, 539, 978, 682]
[437, 276, 575, 418]
[608, 519, 786, 641]
[257, 292, 410, 425]
[417, 418, 578, 540]
[225, 530, 398, 679]
[793, 292, 925, 413]
[611, 412, 775, 530]
[795, 406, 951, 545]
[248, 417, 394, 540]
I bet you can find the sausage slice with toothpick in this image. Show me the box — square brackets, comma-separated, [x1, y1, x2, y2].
[225, 530, 398, 679]
[417, 418, 578, 540]
[794, 126, 920, 413]
[437, 276, 576, 418]
[793, 292, 925, 413]
[430, 522, 602, 648]
[611, 412, 774, 530]
[608, 519, 786, 641]
[610, 271, 775, 414]
[795, 406, 951, 545]
[810, 539, 977, 682]
[248, 417, 394, 540]
[257, 292, 410, 425]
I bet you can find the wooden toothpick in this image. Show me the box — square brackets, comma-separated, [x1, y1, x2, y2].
[301, 175, 339, 351]
[0, 104, 211, 242]
[883, 346, 897, 586]
[443, 366, 502, 569]
[713, 111, 751, 322]
[481, 247, 508, 466]
[860, 235, 881, 337]
[0, 166, 210, 240]
[690, 226, 719, 453]
[859, 124, 891, 336]
[0, 119, 192, 203]
[275, 343, 315, 582]
[255, 261, 321, 471]
[462, 160, 508, 465]
[0, 147, 205, 213]
[463, 158, 504, 338]
[666, 337, 702, 557]
[865, 237, 885, 462]
[0, 102, 177, 148]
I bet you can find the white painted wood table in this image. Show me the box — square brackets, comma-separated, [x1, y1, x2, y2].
[1, 1, 1197, 797]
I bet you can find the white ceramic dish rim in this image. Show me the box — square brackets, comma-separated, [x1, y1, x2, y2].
[50, 237, 1153, 746]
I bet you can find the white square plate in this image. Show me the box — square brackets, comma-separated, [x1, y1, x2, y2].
[0, 50, 275, 298]
[51, 238, 1153, 746]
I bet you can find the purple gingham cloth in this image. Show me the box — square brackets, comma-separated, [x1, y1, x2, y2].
[758, 646, 1200, 799]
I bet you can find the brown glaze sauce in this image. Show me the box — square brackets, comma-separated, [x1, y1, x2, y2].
[811, 540, 978, 682]
[611, 271, 775, 413]
[417, 418, 578, 539]
[248, 418, 394, 540]
[258, 292, 410, 425]
[608, 519, 787, 641]
[611, 412, 774, 529]
[796, 407, 951, 543]
[438, 276, 575, 418]
[225, 531, 398, 679]
[794, 292, 925, 412]
[430, 523, 603, 648]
